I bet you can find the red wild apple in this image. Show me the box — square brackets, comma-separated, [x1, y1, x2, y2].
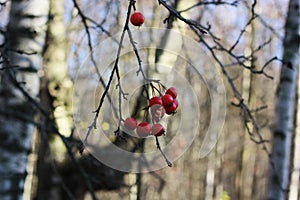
[149, 96, 163, 107]
[151, 104, 165, 123]
[124, 117, 137, 130]
[136, 122, 151, 137]
[173, 98, 179, 109]
[162, 94, 174, 107]
[151, 124, 165, 137]
[130, 12, 145, 26]
[165, 103, 177, 115]
[166, 87, 177, 99]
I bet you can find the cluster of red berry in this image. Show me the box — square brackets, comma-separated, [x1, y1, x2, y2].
[123, 87, 179, 138]
[150, 87, 178, 116]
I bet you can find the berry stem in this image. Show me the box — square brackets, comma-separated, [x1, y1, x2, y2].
[155, 136, 172, 167]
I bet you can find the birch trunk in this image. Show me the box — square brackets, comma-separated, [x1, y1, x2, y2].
[289, 66, 300, 200]
[0, 0, 49, 199]
[267, 0, 299, 199]
[36, 0, 73, 198]
[239, 5, 259, 198]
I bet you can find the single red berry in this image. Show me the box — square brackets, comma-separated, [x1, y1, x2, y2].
[162, 94, 174, 107]
[165, 103, 177, 115]
[136, 122, 151, 137]
[124, 117, 138, 130]
[151, 124, 165, 137]
[149, 96, 163, 107]
[130, 12, 145, 26]
[166, 87, 177, 99]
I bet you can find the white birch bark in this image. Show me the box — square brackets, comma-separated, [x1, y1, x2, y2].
[0, 0, 49, 199]
[289, 65, 300, 200]
[267, 0, 299, 199]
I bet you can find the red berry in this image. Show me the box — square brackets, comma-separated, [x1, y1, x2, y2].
[130, 12, 145, 26]
[151, 124, 165, 137]
[162, 94, 174, 107]
[165, 103, 177, 115]
[124, 117, 138, 130]
[149, 96, 163, 107]
[173, 98, 179, 109]
[136, 122, 151, 137]
[151, 105, 165, 123]
[166, 87, 177, 99]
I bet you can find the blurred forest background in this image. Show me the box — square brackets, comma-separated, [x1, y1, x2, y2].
[0, 0, 299, 200]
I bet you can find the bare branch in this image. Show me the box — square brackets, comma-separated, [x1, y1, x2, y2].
[179, 0, 239, 14]
[158, 0, 207, 34]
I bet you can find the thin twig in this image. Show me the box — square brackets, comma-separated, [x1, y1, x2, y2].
[179, 0, 238, 14]
[158, 0, 207, 34]
[155, 136, 172, 167]
[80, 0, 135, 149]
[72, 0, 119, 117]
